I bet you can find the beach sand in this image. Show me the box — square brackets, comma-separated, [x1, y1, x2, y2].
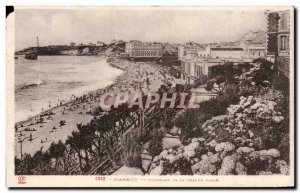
[15, 58, 184, 158]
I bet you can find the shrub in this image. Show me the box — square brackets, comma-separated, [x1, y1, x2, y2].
[148, 139, 163, 157]
[174, 109, 202, 144]
[122, 139, 143, 169]
[15, 154, 35, 175]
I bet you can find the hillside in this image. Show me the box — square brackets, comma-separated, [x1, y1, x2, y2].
[15, 41, 126, 56]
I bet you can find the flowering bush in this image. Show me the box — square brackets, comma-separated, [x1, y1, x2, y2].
[201, 94, 286, 150]
[149, 92, 289, 175]
[148, 139, 289, 175]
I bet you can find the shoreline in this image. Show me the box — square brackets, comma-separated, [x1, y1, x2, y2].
[15, 57, 125, 127]
[14, 57, 177, 157]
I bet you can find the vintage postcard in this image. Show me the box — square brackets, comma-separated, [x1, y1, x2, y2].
[6, 6, 294, 187]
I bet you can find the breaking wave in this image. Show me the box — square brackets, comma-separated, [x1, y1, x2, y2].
[16, 80, 45, 91]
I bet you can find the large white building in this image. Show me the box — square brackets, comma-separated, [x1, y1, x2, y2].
[125, 42, 163, 58]
[179, 45, 255, 84]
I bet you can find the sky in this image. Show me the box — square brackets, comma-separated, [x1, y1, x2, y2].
[15, 7, 268, 50]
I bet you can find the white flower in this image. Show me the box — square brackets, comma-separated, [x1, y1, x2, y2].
[215, 142, 225, 152]
[266, 149, 280, 158]
[168, 149, 174, 154]
[159, 150, 169, 159]
[259, 150, 269, 161]
[168, 155, 180, 163]
[206, 140, 218, 147]
[220, 155, 237, 173]
[209, 153, 221, 164]
[276, 160, 289, 175]
[207, 152, 213, 157]
[218, 168, 231, 175]
[149, 165, 163, 175]
[272, 116, 284, 123]
[235, 162, 246, 175]
[183, 142, 200, 158]
[236, 147, 255, 155]
[249, 151, 260, 160]
[248, 130, 255, 138]
[192, 159, 216, 175]
[153, 156, 160, 162]
[198, 137, 205, 142]
[201, 154, 209, 160]
[215, 142, 235, 152]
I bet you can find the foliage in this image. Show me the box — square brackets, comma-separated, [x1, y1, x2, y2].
[15, 154, 35, 175]
[148, 139, 163, 157]
[122, 138, 144, 172]
[174, 109, 203, 144]
[147, 129, 164, 157]
[49, 140, 66, 159]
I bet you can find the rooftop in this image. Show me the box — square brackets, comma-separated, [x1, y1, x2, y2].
[211, 47, 243, 51]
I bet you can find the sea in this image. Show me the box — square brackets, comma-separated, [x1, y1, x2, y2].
[15, 55, 123, 123]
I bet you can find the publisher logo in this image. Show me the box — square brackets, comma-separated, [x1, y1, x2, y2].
[18, 176, 26, 184]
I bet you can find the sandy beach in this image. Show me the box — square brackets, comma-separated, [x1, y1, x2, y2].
[15, 58, 184, 158]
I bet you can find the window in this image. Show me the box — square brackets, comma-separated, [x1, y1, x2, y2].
[279, 12, 289, 31]
[280, 36, 287, 50]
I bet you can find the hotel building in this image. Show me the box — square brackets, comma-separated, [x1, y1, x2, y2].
[125, 42, 163, 59]
[179, 45, 253, 84]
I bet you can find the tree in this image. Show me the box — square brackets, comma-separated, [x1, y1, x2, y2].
[77, 124, 95, 170]
[252, 59, 277, 86]
[97, 41, 105, 46]
[205, 76, 227, 96]
[122, 138, 146, 174]
[49, 140, 66, 171]
[147, 129, 163, 157]
[147, 139, 163, 157]
[16, 154, 35, 175]
[66, 131, 84, 171]
[70, 42, 76, 47]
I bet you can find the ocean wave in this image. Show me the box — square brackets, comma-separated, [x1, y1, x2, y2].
[16, 80, 45, 91]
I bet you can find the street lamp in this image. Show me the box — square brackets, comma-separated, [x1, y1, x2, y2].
[18, 136, 30, 160]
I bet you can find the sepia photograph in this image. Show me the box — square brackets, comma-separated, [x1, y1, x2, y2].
[6, 6, 294, 187]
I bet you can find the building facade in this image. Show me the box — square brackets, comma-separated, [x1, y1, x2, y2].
[245, 44, 266, 59]
[125, 42, 163, 58]
[210, 47, 245, 59]
[179, 44, 256, 84]
[266, 10, 290, 76]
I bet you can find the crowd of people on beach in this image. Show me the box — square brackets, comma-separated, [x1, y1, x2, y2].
[15, 59, 178, 158]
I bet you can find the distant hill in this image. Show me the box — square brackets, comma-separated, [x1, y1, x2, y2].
[15, 41, 126, 56]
